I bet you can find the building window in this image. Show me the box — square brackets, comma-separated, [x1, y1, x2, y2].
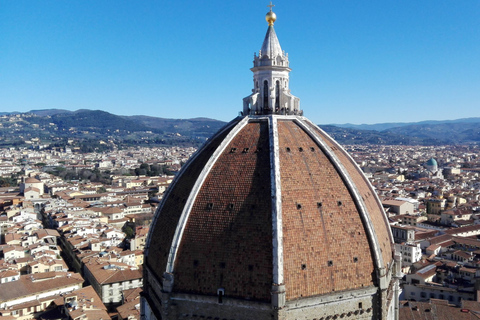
[217, 288, 224, 304]
[275, 80, 280, 110]
[263, 80, 269, 110]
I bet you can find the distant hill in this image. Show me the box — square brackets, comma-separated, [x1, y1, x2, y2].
[25, 109, 226, 138]
[48, 110, 151, 132]
[0, 109, 73, 116]
[125, 115, 225, 139]
[1, 109, 479, 148]
[319, 125, 445, 145]
[334, 117, 480, 131]
[29, 109, 74, 117]
[383, 122, 480, 145]
[0, 109, 228, 149]
[323, 117, 480, 145]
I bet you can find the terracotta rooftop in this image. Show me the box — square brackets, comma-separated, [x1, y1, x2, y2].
[0, 272, 83, 303]
[0, 270, 18, 278]
[383, 199, 408, 206]
[414, 264, 438, 279]
[445, 224, 480, 235]
[64, 285, 109, 320]
[399, 300, 480, 319]
[116, 298, 140, 320]
[122, 287, 142, 302]
[24, 177, 41, 183]
[83, 259, 142, 285]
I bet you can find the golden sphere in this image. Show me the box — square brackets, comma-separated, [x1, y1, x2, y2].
[266, 11, 277, 25]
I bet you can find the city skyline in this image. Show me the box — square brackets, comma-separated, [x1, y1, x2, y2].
[1, 1, 479, 125]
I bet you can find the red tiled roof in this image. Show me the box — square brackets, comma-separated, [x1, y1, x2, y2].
[399, 300, 480, 319]
[0, 272, 83, 302]
[84, 260, 142, 285]
[445, 224, 480, 235]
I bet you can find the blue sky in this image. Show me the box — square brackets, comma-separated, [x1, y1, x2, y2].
[1, 1, 479, 125]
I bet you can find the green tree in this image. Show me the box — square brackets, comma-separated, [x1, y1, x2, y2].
[426, 201, 432, 215]
[123, 226, 134, 239]
[0, 176, 17, 187]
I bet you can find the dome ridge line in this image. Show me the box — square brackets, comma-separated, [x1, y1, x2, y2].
[301, 118, 395, 245]
[294, 118, 386, 274]
[268, 116, 286, 308]
[165, 117, 251, 275]
[144, 117, 242, 254]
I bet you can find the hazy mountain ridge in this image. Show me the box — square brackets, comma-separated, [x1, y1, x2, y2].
[383, 122, 480, 144]
[335, 117, 480, 131]
[1, 109, 479, 147]
[329, 117, 480, 145]
[125, 115, 226, 138]
[318, 125, 446, 146]
[0, 109, 227, 149]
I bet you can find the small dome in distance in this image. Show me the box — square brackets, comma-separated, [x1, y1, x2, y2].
[426, 158, 438, 167]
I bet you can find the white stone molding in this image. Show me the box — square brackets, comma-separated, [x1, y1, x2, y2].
[144, 118, 241, 253]
[295, 118, 386, 273]
[269, 115, 285, 308]
[165, 117, 250, 273]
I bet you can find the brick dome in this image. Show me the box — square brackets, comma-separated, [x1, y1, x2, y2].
[143, 116, 398, 319]
[142, 6, 400, 320]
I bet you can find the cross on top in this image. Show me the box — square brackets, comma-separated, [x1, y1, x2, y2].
[267, 2, 275, 12]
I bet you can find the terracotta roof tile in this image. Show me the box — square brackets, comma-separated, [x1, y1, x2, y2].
[146, 120, 239, 281]
[278, 120, 375, 299]
[0, 272, 83, 303]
